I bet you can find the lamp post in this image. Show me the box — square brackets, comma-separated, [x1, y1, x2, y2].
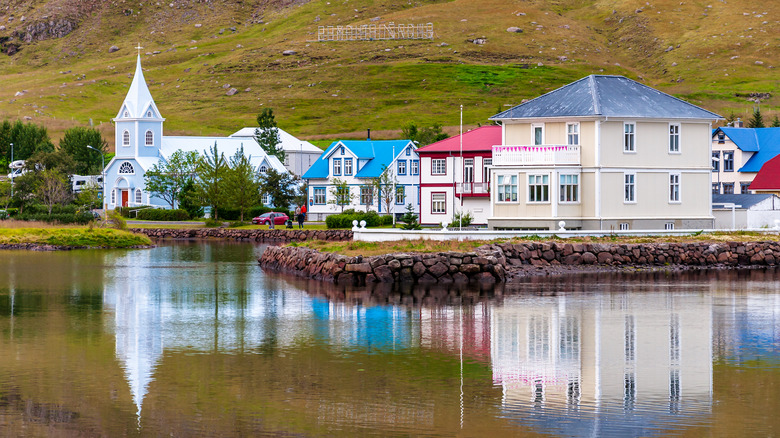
[9, 142, 13, 198]
[86, 145, 105, 215]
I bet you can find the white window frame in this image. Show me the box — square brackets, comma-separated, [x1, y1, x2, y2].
[664, 222, 675, 230]
[483, 158, 492, 183]
[111, 189, 116, 204]
[397, 160, 407, 176]
[567, 123, 579, 146]
[396, 186, 405, 205]
[119, 162, 135, 175]
[122, 130, 130, 147]
[261, 193, 271, 205]
[624, 122, 636, 153]
[528, 174, 550, 203]
[411, 160, 419, 176]
[431, 192, 446, 214]
[431, 158, 446, 175]
[619, 222, 630, 231]
[496, 174, 518, 203]
[624, 173, 636, 203]
[669, 173, 681, 203]
[145, 130, 154, 146]
[559, 174, 579, 203]
[332, 158, 342, 176]
[135, 189, 142, 204]
[532, 123, 545, 146]
[344, 158, 353, 176]
[669, 123, 680, 153]
[313, 187, 326, 205]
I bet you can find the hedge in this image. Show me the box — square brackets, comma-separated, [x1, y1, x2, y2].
[326, 210, 391, 229]
[136, 209, 190, 221]
[14, 212, 95, 224]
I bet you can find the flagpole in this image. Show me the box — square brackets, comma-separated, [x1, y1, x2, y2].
[459, 104, 463, 232]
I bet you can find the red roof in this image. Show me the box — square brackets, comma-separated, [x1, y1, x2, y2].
[749, 154, 780, 191]
[416, 125, 501, 154]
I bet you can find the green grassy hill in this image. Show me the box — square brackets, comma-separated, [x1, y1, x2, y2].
[0, 0, 777, 147]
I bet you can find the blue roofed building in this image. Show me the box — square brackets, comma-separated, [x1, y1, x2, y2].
[303, 137, 419, 221]
[711, 126, 780, 195]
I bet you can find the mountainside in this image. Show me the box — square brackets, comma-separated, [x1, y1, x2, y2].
[0, 0, 777, 146]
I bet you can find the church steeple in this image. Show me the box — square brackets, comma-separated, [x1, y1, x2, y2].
[114, 52, 165, 159]
[115, 54, 162, 120]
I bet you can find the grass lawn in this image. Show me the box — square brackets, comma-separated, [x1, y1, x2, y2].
[0, 222, 152, 248]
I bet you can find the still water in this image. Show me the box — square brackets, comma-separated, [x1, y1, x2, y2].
[0, 241, 778, 437]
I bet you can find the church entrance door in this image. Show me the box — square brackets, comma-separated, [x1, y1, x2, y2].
[121, 190, 128, 207]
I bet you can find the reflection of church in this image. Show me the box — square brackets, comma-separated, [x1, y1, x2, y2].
[490, 293, 713, 437]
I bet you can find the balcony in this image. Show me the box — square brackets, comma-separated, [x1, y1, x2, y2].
[492, 145, 580, 166]
[456, 182, 490, 197]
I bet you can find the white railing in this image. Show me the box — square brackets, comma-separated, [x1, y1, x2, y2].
[492, 145, 580, 166]
[456, 182, 490, 195]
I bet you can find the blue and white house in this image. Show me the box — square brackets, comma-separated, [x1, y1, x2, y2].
[303, 139, 420, 221]
[103, 55, 287, 209]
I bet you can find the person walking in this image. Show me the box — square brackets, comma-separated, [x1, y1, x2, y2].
[296, 205, 305, 229]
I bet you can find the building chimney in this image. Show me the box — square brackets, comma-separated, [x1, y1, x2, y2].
[734, 118, 744, 128]
[367, 129, 371, 140]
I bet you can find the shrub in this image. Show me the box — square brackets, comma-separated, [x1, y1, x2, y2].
[116, 206, 153, 218]
[108, 210, 127, 230]
[204, 219, 222, 227]
[325, 210, 382, 229]
[136, 208, 190, 221]
[399, 204, 421, 230]
[447, 211, 473, 228]
[380, 214, 394, 226]
[14, 212, 94, 225]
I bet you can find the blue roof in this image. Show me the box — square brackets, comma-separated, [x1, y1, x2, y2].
[491, 75, 722, 120]
[714, 127, 780, 172]
[303, 139, 414, 179]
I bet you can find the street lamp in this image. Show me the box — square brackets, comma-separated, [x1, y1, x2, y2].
[9, 142, 13, 198]
[86, 145, 105, 215]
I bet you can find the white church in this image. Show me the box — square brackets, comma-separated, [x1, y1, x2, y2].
[102, 54, 297, 210]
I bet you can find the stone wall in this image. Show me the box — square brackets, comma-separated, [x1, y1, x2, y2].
[259, 240, 780, 285]
[259, 245, 505, 285]
[130, 228, 352, 242]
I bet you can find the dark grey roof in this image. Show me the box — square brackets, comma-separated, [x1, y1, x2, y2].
[712, 193, 777, 209]
[491, 75, 722, 120]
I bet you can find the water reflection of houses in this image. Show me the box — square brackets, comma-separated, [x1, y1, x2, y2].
[490, 293, 713, 437]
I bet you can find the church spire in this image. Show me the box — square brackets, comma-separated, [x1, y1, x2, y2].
[117, 53, 160, 119]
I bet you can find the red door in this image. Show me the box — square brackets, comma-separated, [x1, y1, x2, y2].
[121, 190, 129, 207]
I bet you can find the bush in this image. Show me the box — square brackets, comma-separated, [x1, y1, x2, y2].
[116, 206, 153, 218]
[204, 219, 222, 227]
[136, 208, 190, 221]
[380, 214, 394, 226]
[14, 212, 94, 224]
[108, 210, 127, 230]
[326, 210, 382, 229]
[447, 211, 474, 228]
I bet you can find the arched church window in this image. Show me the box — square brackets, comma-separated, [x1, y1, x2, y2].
[119, 162, 135, 174]
[111, 189, 116, 204]
[122, 130, 130, 146]
[135, 189, 142, 204]
[146, 110, 153, 118]
[123, 111, 129, 118]
[145, 130, 154, 146]
[259, 165, 267, 173]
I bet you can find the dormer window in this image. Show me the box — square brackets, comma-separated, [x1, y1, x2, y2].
[340, 146, 345, 155]
[146, 110, 153, 118]
[145, 130, 154, 146]
[259, 165, 267, 173]
[122, 130, 130, 146]
[717, 131, 725, 144]
[405, 147, 411, 156]
[123, 110, 129, 118]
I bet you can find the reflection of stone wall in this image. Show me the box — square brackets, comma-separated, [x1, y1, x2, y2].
[259, 245, 506, 285]
[130, 228, 352, 242]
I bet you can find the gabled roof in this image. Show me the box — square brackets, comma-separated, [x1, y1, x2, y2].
[713, 193, 777, 209]
[491, 75, 722, 121]
[161, 136, 287, 174]
[116, 55, 162, 120]
[748, 153, 780, 191]
[416, 125, 501, 154]
[230, 127, 322, 153]
[714, 127, 780, 172]
[303, 139, 414, 179]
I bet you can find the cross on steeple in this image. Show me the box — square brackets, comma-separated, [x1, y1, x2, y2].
[136, 43, 143, 56]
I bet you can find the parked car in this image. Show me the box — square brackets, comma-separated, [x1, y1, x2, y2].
[252, 212, 289, 225]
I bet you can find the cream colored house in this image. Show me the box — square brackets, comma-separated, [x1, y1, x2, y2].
[488, 75, 722, 231]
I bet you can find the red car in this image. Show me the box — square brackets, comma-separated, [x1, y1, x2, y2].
[252, 212, 289, 225]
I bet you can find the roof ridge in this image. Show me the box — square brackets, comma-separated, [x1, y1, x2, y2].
[589, 75, 601, 115]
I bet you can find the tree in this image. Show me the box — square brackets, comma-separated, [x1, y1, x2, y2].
[227, 146, 260, 222]
[401, 122, 448, 146]
[374, 165, 397, 217]
[258, 168, 296, 211]
[328, 178, 353, 213]
[0, 120, 55, 166]
[144, 150, 199, 209]
[25, 149, 77, 176]
[771, 116, 780, 128]
[255, 108, 285, 163]
[748, 107, 765, 128]
[195, 142, 228, 221]
[74, 181, 101, 211]
[399, 203, 421, 230]
[293, 179, 308, 209]
[179, 179, 203, 219]
[36, 169, 71, 215]
[59, 127, 108, 175]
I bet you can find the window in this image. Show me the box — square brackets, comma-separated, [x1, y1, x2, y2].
[463, 158, 474, 183]
[397, 160, 406, 175]
[669, 173, 680, 202]
[432, 158, 446, 175]
[669, 124, 680, 153]
[313, 187, 326, 204]
[123, 110, 129, 118]
[665, 222, 675, 230]
[333, 158, 342, 176]
[624, 173, 635, 203]
[740, 182, 751, 194]
[340, 146, 345, 155]
[122, 130, 130, 147]
[497, 175, 518, 202]
[111, 189, 116, 204]
[723, 151, 734, 172]
[405, 147, 411, 156]
[145, 130, 154, 146]
[559, 174, 579, 203]
[483, 158, 492, 183]
[344, 158, 353, 176]
[146, 110, 153, 118]
[360, 185, 374, 205]
[431, 193, 446, 214]
[567, 123, 579, 145]
[712, 183, 720, 194]
[624, 123, 635, 152]
[533, 124, 544, 145]
[712, 151, 720, 171]
[411, 160, 419, 175]
[723, 182, 734, 194]
[261, 194, 271, 205]
[717, 131, 725, 144]
[135, 189, 142, 204]
[528, 174, 549, 203]
[396, 186, 405, 205]
[119, 162, 135, 174]
[259, 165, 267, 173]
[619, 222, 630, 231]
